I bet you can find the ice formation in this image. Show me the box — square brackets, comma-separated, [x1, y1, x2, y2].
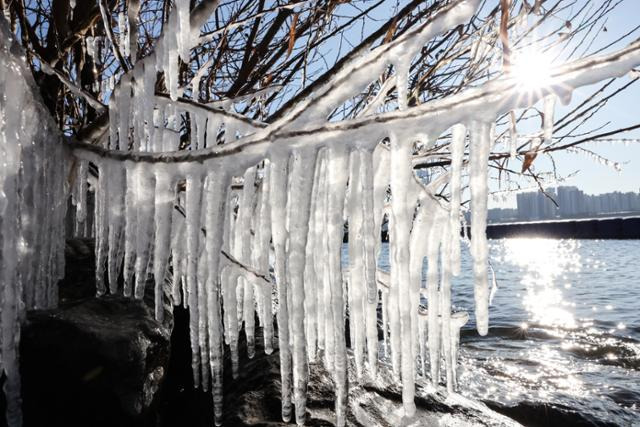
[3, 0, 640, 426]
[0, 22, 68, 427]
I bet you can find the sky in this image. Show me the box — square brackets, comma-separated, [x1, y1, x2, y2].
[537, 0, 640, 195]
[490, 0, 640, 207]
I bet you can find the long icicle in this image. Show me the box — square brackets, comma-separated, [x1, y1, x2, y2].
[204, 169, 229, 426]
[152, 165, 175, 322]
[269, 151, 293, 423]
[469, 120, 492, 336]
[326, 145, 349, 427]
[287, 147, 318, 425]
[347, 149, 366, 379]
[186, 171, 204, 387]
[389, 133, 416, 417]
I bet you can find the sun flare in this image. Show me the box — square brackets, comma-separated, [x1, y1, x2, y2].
[511, 48, 554, 91]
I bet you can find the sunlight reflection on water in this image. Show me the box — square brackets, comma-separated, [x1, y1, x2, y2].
[453, 239, 640, 424]
[500, 238, 581, 329]
[375, 239, 639, 423]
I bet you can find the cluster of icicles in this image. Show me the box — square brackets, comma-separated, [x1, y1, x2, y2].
[0, 23, 68, 427]
[68, 89, 499, 427]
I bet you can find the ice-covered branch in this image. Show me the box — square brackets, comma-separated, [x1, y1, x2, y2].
[38, 59, 107, 113]
[70, 38, 640, 165]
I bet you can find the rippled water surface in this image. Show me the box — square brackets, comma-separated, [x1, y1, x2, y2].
[378, 239, 640, 425]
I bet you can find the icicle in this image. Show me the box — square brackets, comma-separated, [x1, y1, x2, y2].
[118, 75, 132, 150]
[221, 250, 241, 378]
[176, 0, 191, 62]
[326, 145, 349, 427]
[304, 154, 324, 362]
[469, 121, 492, 336]
[236, 167, 257, 358]
[165, 11, 180, 101]
[170, 213, 185, 306]
[197, 242, 210, 393]
[372, 143, 391, 367]
[450, 311, 469, 391]
[75, 160, 88, 226]
[196, 112, 207, 150]
[107, 163, 126, 294]
[389, 133, 417, 417]
[269, 152, 293, 422]
[128, 0, 141, 62]
[204, 169, 229, 425]
[347, 149, 366, 379]
[543, 94, 556, 146]
[449, 124, 466, 276]
[123, 162, 138, 297]
[313, 153, 331, 363]
[381, 286, 389, 357]
[133, 164, 155, 299]
[439, 218, 455, 393]
[152, 165, 175, 321]
[426, 206, 444, 387]
[253, 167, 274, 355]
[186, 171, 203, 387]
[287, 148, 317, 425]
[95, 160, 109, 296]
[509, 110, 517, 158]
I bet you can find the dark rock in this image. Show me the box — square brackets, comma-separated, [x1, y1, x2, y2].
[484, 401, 620, 427]
[18, 239, 172, 427]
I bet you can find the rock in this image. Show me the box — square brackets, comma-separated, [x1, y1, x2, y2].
[158, 314, 522, 427]
[484, 401, 620, 427]
[18, 239, 173, 427]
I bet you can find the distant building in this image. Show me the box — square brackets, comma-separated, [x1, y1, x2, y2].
[488, 186, 640, 223]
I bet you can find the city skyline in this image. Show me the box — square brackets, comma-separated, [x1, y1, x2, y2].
[488, 186, 640, 223]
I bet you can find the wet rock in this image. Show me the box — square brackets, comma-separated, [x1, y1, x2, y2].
[19, 239, 172, 427]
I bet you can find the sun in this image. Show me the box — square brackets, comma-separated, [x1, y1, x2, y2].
[510, 48, 554, 91]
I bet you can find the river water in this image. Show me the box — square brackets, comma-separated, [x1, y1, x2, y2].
[376, 239, 640, 426]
